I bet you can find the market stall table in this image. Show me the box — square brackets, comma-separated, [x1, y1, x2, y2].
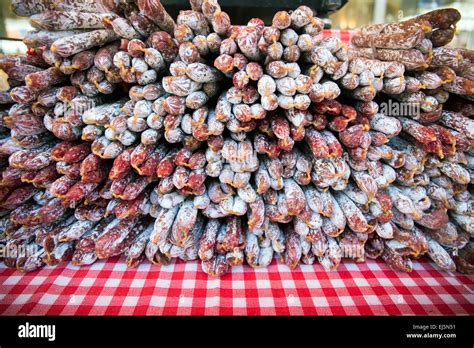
[1, 258, 472, 315]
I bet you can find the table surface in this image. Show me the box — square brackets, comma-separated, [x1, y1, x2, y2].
[1, 258, 472, 315]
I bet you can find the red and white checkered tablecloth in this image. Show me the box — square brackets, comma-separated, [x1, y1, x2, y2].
[321, 29, 357, 43]
[0, 258, 472, 315]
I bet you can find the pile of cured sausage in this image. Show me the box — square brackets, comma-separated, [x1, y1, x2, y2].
[0, 0, 472, 276]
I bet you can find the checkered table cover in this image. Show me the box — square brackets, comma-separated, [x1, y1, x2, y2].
[1, 258, 472, 315]
[321, 29, 357, 42]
